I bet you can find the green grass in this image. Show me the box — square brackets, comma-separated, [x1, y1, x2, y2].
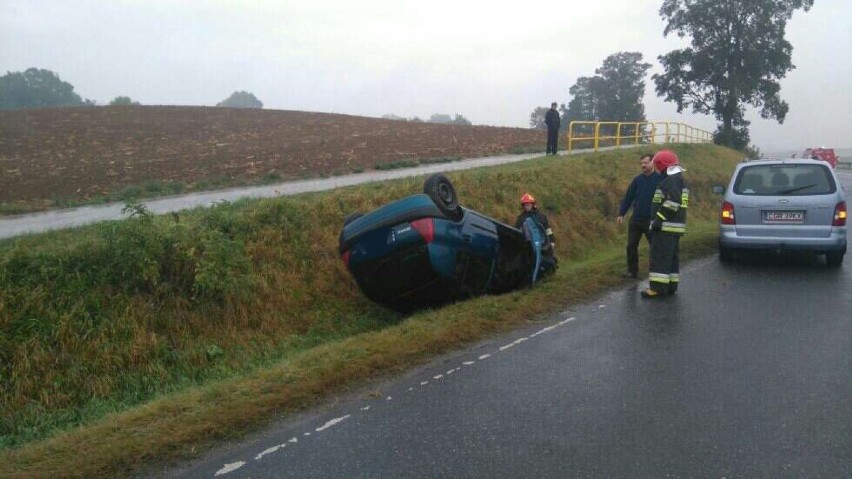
[0, 143, 743, 478]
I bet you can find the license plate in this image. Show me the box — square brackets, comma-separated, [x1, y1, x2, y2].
[763, 210, 805, 224]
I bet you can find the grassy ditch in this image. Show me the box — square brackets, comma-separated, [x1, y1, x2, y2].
[0, 144, 742, 477]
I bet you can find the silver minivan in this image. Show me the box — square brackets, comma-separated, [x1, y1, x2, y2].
[713, 159, 847, 266]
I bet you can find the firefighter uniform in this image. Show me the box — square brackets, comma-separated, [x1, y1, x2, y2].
[647, 165, 688, 295]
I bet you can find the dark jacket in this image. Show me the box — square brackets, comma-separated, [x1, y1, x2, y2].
[515, 209, 555, 246]
[650, 169, 688, 235]
[618, 172, 662, 222]
[545, 108, 561, 132]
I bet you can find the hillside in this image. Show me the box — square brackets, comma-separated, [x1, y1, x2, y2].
[0, 106, 542, 211]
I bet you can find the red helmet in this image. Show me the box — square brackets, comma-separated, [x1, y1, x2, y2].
[653, 150, 679, 172]
[520, 193, 536, 205]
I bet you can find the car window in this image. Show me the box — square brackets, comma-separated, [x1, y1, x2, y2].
[733, 164, 836, 196]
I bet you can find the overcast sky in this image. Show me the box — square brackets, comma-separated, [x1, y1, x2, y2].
[2, 0, 850, 152]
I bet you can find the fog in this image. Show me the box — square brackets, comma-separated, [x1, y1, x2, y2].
[2, 0, 850, 151]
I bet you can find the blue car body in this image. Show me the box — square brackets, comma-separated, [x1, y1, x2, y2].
[339, 193, 552, 312]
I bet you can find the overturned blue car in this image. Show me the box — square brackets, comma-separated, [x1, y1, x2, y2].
[338, 174, 556, 312]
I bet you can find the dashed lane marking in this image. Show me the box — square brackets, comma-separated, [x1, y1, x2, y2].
[316, 415, 351, 432]
[213, 312, 590, 477]
[214, 461, 245, 476]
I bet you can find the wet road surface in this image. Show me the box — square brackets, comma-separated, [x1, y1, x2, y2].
[158, 172, 851, 479]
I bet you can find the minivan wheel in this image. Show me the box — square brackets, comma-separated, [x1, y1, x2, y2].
[719, 245, 735, 263]
[825, 249, 845, 267]
[423, 173, 464, 221]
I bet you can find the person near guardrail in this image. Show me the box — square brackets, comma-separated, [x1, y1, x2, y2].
[616, 153, 661, 279]
[642, 150, 688, 299]
[545, 102, 561, 155]
[516, 193, 557, 274]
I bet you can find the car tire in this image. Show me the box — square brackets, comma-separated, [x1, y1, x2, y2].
[825, 249, 845, 267]
[423, 173, 463, 221]
[719, 245, 735, 263]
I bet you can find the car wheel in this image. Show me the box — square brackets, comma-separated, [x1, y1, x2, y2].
[343, 212, 363, 226]
[825, 250, 845, 267]
[719, 245, 735, 263]
[423, 173, 463, 221]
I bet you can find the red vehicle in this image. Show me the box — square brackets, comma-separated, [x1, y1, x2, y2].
[803, 147, 839, 168]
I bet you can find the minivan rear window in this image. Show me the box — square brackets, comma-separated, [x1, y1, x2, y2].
[733, 164, 836, 196]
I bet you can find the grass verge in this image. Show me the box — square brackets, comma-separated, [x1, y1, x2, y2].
[0, 144, 741, 477]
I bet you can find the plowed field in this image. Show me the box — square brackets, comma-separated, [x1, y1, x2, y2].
[0, 106, 543, 212]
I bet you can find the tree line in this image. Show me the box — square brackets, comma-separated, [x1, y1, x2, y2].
[2, 0, 813, 152]
[0, 68, 263, 110]
[532, 0, 814, 150]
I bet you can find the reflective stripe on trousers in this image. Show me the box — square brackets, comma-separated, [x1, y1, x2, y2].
[649, 233, 680, 293]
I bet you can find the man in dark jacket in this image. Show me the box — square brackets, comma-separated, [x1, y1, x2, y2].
[617, 153, 661, 278]
[544, 102, 561, 155]
[642, 150, 688, 299]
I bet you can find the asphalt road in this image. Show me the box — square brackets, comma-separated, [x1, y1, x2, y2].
[157, 170, 851, 479]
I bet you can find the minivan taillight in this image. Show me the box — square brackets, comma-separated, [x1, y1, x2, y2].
[721, 202, 736, 225]
[833, 201, 847, 226]
[341, 249, 351, 268]
[410, 218, 435, 243]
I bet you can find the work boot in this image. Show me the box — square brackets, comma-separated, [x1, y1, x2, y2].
[641, 288, 666, 299]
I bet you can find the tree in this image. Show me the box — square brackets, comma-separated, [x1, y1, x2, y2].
[451, 114, 471, 126]
[565, 52, 651, 124]
[594, 52, 652, 122]
[529, 106, 549, 130]
[653, 0, 814, 148]
[0, 68, 87, 110]
[561, 52, 650, 137]
[216, 91, 263, 109]
[110, 96, 139, 106]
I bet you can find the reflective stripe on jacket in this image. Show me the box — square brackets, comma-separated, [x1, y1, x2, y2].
[651, 172, 688, 235]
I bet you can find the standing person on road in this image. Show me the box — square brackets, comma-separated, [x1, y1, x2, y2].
[617, 153, 661, 278]
[545, 102, 561, 155]
[642, 149, 688, 299]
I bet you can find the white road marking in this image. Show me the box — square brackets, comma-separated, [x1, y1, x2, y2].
[599, 304, 606, 309]
[433, 374, 444, 380]
[499, 336, 529, 351]
[303, 432, 311, 436]
[386, 396, 392, 401]
[255, 444, 286, 460]
[316, 414, 351, 432]
[530, 325, 557, 337]
[420, 381, 429, 386]
[214, 461, 245, 476]
[478, 354, 491, 360]
[462, 361, 475, 366]
[446, 368, 456, 375]
[558, 316, 577, 325]
[361, 406, 371, 411]
[289, 437, 298, 443]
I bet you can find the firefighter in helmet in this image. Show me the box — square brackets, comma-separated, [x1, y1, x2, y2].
[642, 150, 688, 298]
[516, 193, 557, 273]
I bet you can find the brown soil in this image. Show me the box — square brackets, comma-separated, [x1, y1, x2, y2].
[0, 106, 543, 210]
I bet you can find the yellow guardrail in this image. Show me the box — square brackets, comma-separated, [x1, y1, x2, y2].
[567, 121, 713, 152]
